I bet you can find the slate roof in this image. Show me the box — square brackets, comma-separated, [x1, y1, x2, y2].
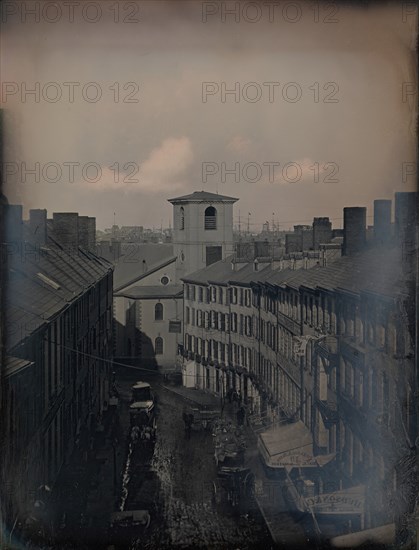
[113, 244, 175, 291]
[181, 246, 406, 300]
[115, 284, 183, 300]
[5, 236, 113, 351]
[168, 191, 238, 203]
[182, 256, 236, 286]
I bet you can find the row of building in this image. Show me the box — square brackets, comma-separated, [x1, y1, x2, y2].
[179, 192, 418, 540]
[0, 199, 113, 531]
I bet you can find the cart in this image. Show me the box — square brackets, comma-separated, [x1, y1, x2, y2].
[129, 382, 156, 432]
[212, 466, 255, 508]
[183, 406, 219, 432]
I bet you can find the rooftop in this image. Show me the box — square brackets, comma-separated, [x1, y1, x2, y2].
[115, 284, 183, 299]
[6, 233, 113, 351]
[168, 191, 238, 204]
[181, 246, 406, 299]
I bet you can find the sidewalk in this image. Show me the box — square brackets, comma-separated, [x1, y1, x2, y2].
[162, 384, 307, 547]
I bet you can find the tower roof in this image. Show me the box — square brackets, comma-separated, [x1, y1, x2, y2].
[168, 190, 238, 204]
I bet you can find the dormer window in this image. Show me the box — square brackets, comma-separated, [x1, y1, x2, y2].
[204, 206, 216, 230]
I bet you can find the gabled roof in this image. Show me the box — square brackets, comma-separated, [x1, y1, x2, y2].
[168, 191, 238, 204]
[5, 237, 113, 351]
[113, 256, 177, 293]
[112, 243, 174, 291]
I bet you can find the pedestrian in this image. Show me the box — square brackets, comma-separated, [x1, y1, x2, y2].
[237, 406, 245, 426]
[227, 387, 233, 404]
[183, 409, 193, 439]
[237, 389, 242, 407]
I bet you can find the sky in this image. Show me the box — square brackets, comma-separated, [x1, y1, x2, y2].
[1, 0, 417, 230]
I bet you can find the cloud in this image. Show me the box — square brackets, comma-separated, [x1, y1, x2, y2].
[75, 137, 193, 193]
[227, 135, 252, 153]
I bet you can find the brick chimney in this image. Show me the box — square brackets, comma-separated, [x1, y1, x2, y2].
[373, 200, 391, 245]
[29, 209, 47, 246]
[343, 207, 366, 255]
[4, 204, 23, 244]
[52, 212, 79, 252]
[395, 192, 418, 279]
[88, 217, 96, 251]
[312, 217, 332, 250]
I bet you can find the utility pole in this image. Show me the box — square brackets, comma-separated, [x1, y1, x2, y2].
[238, 210, 241, 236]
[247, 213, 251, 235]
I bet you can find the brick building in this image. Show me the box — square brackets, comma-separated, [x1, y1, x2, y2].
[179, 192, 417, 540]
[1, 203, 113, 528]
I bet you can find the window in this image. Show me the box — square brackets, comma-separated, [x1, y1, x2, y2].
[204, 206, 217, 230]
[160, 275, 169, 286]
[218, 287, 223, 304]
[185, 307, 190, 325]
[155, 337, 163, 355]
[155, 303, 163, 321]
[180, 207, 185, 230]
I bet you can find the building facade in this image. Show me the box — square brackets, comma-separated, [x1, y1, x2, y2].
[113, 191, 238, 372]
[179, 193, 418, 539]
[1, 204, 113, 528]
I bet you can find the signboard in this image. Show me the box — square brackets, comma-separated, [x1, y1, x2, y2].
[169, 321, 182, 333]
[270, 451, 319, 468]
[306, 486, 365, 515]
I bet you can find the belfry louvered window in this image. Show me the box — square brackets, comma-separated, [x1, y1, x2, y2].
[204, 206, 217, 230]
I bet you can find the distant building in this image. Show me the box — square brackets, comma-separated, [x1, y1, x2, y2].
[113, 191, 238, 373]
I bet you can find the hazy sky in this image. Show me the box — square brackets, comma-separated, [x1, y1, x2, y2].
[2, 0, 417, 230]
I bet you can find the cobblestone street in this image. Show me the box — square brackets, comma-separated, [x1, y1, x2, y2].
[28, 368, 308, 549]
[120, 370, 274, 549]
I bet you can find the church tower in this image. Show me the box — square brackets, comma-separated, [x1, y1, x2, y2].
[168, 191, 238, 282]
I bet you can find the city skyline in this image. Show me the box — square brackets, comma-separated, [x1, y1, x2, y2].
[2, 1, 416, 229]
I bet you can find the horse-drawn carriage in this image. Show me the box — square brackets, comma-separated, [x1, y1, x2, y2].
[212, 421, 254, 508]
[212, 466, 255, 508]
[129, 381, 157, 440]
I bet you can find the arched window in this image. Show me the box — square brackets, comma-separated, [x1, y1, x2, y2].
[155, 303, 163, 321]
[204, 206, 217, 230]
[155, 337, 163, 355]
[180, 207, 185, 230]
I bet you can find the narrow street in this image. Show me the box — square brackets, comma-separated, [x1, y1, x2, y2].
[118, 368, 274, 549]
[44, 368, 308, 549]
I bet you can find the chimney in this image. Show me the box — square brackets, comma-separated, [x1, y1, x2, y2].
[395, 192, 418, 245]
[29, 209, 47, 246]
[4, 204, 23, 244]
[395, 192, 418, 278]
[78, 216, 90, 250]
[88, 217, 96, 250]
[373, 200, 391, 245]
[52, 212, 79, 252]
[343, 207, 366, 256]
[312, 217, 332, 250]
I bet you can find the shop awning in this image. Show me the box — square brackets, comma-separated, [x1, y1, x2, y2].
[305, 485, 365, 515]
[258, 420, 335, 470]
[330, 523, 395, 548]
